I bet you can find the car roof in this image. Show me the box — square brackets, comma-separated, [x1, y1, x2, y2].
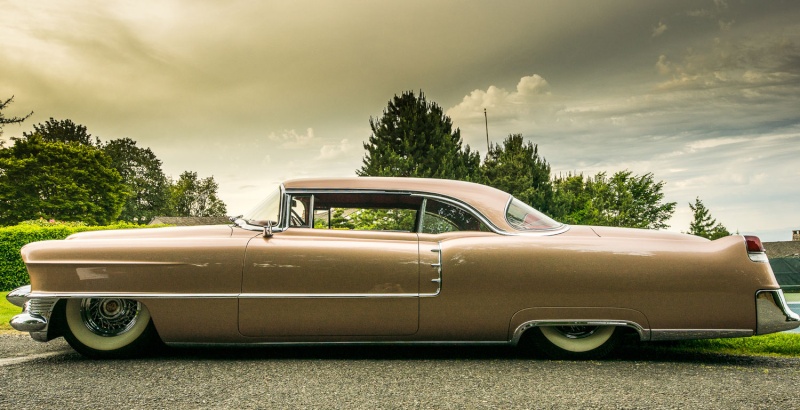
[282, 177, 514, 231]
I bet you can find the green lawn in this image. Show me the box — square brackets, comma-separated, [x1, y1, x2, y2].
[0, 291, 20, 333]
[663, 333, 800, 358]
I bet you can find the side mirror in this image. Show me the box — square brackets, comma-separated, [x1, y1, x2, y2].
[263, 220, 277, 238]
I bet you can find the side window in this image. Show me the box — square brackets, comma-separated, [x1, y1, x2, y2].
[289, 195, 312, 227]
[421, 200, 487, 234]
[308, 193, 421, 232]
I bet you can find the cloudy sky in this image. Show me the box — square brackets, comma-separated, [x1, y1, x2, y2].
[1, 0, 799, 240]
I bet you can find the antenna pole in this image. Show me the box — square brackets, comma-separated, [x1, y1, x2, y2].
[484, 108, 490, 152]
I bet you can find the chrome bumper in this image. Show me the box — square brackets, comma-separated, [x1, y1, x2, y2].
[756, 289, 800, 334]
[6, 285, 58, 342]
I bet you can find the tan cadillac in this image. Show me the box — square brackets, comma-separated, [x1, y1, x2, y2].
[7, 177, 799, 359]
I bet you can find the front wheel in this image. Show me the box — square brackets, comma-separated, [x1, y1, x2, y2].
[63, 298, 160, 359]
[523, 325, 622, 360]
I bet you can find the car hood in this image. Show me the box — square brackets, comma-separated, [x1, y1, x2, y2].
[65, 224, 245, 240]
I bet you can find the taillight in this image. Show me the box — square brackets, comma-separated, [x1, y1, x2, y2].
[745, 235, 768, 262]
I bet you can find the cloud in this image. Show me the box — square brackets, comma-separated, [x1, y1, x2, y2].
[653, 33, 800, 92]
[267, 128, 315, 148]
[446, 74, 552, 122]
[652, 21, 668, 37]
[315, 139, 350, 160]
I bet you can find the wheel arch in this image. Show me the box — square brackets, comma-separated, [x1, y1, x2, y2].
[508, 307, 651, 344]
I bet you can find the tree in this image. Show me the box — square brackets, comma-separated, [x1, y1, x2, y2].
[481, 134, 552, 211]
[358, 91, 481, 181]
[166, 171, 227, 217]
[550, 170, 676, 229]
[102, 138, 170, 223]
[0, 96, 32, 139]
[688, 197, 731, 239]
[0, 135, 126, 225]
[22, 118, 96, 146]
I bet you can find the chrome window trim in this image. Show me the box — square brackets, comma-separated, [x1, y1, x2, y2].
[413, 193, 508, 235]
[277, 188, 513, 236]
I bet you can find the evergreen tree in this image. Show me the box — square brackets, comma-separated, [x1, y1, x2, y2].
[23, 118, 97, 146]
[0, 135, 126, 225]
[0, 96, 32, 139]
[102, 138, 170, 223]
[688, 197, 731, 239]
[481, 134, 552, 211]
[358, 91, 480, 181]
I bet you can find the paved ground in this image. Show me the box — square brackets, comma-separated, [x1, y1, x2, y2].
[1, 334, 798, 409]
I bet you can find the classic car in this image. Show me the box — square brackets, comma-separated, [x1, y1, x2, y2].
[7, 177, 799, 359]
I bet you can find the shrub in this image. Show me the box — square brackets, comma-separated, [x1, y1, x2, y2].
[0, 221, 170, 291]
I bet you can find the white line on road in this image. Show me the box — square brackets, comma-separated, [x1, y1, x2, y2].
[0, 350, 70, 367]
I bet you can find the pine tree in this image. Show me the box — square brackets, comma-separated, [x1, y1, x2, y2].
[481, 134, 552, 211]
[688, 197, 730, 239]
[358, 91, 480, 181]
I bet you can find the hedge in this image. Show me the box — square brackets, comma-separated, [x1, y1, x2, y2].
[0, 221, 170, 291]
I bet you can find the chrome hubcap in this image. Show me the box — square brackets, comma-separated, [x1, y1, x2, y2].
[553, 325, 600, 339]
[80, 298, 140, 337]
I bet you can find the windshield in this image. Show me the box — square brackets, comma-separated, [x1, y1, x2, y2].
[239, 186, 282, 227]
[505, 198, 563, 231]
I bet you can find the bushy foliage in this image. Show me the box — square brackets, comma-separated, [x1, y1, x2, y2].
[0, 222, 168, 291]
[166, 171, 227, 217]
[102, 138, 170, 223]
[0, 135, 127, 225]
[550, 171, 676, 229]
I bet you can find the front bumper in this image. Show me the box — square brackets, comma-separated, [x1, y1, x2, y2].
[756, 289, 800, 334]
[6, 285, 58, 342]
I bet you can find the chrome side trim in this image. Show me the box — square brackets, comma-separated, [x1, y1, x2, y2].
[420, 245, 443, 297]
[756, 289, 800, 334]
[239, 293, 419, 298]
[167, 341, 511, 348]
[510, 320, 649, 344]
[649, 329, 753, 341]
[28, 292, 423, 299]
[29, 292, 240, 299]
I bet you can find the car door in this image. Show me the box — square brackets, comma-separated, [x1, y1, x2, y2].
[238, 228, 421, 337]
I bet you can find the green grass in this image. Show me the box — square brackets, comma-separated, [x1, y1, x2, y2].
[673, 333, 800, 357]
[0, 291, 20, 333]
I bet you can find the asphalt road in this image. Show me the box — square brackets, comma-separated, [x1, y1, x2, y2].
[1, 335, 798, 409]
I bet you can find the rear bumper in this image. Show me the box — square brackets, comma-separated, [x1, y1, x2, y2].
[756, 289, 800, 334]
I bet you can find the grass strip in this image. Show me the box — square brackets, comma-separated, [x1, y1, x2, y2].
[667, 333, 800, 358]
[0, 291, 19, 333]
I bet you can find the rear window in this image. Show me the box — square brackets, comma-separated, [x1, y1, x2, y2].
[505, 198, 563, 231]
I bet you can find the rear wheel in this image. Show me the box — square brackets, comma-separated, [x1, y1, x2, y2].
[524, 325, 622, 359]
[63, 298, 160, 359]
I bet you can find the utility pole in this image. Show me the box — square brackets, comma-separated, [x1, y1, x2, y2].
[484, 108, 490, 152]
